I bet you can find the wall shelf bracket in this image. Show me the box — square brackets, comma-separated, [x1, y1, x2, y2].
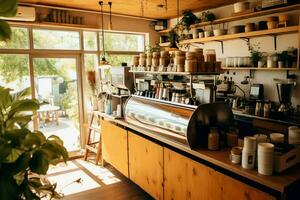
[216, 40, 224, 54]
[272, 35, 277, 51]
[240, 37, 250, 43]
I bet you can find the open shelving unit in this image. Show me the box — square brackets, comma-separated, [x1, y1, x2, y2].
[179, 26, 299, 45]
[221, 67, 299, 71]
[129, 70, 220, 76]
[191, 4, 300, 29]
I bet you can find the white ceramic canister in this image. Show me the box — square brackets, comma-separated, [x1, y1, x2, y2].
[257, 143, 275, 175]
[243, 136, 257, 152]
[242, 149, 256, 169]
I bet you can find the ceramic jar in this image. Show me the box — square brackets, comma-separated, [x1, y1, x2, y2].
[185, 52, 197, 72]
[174, 51, 185, 72]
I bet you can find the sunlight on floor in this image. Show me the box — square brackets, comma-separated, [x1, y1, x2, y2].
[46, 160, 122, 196]
[76, 159, 121, 185]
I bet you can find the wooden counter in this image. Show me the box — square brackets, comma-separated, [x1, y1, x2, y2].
[99, 113, 300, 199]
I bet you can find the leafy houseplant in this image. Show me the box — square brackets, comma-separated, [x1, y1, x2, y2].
[0, 0, 18, 41]
[247, 41, 263, 67]
[0, 87, 68, 200]
[200, 11, 216, 22]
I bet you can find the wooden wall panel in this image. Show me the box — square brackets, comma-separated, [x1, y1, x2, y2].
[101, 119, 129, 177]
[164, 148, 276, 200]
[128, 131, 164, 200]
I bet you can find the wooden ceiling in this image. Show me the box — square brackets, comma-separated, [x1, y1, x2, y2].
[19, 0, 237, 19]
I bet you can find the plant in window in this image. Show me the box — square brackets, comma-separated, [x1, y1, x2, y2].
[0, 0, 17, 41]
[0, 87, 68, 200]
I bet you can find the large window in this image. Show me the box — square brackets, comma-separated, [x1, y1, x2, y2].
[33, 29, 80, 50]
[100, 31, 146, 66]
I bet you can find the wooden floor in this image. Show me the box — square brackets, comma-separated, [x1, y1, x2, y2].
[46, 159, 153, 200]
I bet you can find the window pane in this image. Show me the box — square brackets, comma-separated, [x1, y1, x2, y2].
[100, 32, 145, 52]
[106, 54, 133, 66]
[33, 29, 80, 50]
[0, 27, 29, 49]
[84, 31, 97, 51]
[84, 54, 98, 71]
[0, 54, 30, 92]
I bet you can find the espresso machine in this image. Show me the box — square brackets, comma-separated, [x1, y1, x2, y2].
[274, 78, 297, 114]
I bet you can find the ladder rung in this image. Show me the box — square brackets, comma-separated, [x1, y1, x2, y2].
[89, 126, 101, 132]
[85, 145, 98, 153]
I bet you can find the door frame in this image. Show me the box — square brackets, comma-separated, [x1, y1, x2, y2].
[30, 53, 86, 156]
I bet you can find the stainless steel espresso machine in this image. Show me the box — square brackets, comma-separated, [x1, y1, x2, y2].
[274, 78, 297, 114]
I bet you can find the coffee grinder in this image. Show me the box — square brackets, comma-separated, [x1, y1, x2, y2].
[274, 78, 296, 113]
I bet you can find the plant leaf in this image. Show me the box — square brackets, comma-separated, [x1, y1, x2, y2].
[4, 148, 23, 163]
[22, 131, 46, 150]
[8, 99, 40, 118]
[0, 19, 12, 41]
[0, 172, 20, 200]
[0, 0, 17, 17]
[0, 86, 12, 109]
[6, 115, 32, 129]
[0, 138, 12, 162]
[29, 150, 49, 175]
[11, 87, 32, 101]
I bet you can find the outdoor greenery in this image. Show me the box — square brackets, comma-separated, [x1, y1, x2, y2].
[0, 87, 68, 200]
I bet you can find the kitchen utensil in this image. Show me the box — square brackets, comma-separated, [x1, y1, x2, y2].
[243, 136, 257, 152]
[258, 21, 268, 30]
[267, 21, 278, 29]
[230, 146, 242, 164]
[254, 134, 268, 144]
[274, 78, 296, 113]
[242, 149, 256, 169]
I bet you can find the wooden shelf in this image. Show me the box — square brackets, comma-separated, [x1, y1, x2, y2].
[9, 21, 99, 30]
[159, 42, 170, 47]
[180, 26, 299, 44]
[159, 29, 172, 34]
[222, 67, 299, 71]
[191, 4, 300, 29]
[130, 71, 220, 75]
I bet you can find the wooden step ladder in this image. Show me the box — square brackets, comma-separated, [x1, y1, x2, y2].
[84, 111, 102, 165]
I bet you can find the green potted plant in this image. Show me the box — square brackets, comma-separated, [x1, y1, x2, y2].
[0, 87, 68, 200]
[287, 47, 298, 68]
[277, 51, 289, 68]
[0, 0, 17, 41]
[200, 11, 216, 22]
[247, 41, 263, 67]
[180, 10, 199, 31]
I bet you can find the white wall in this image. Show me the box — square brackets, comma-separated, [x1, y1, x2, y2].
[169, 3, 300, 106]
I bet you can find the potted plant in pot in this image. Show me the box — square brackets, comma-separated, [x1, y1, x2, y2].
[277, 51, 289, 68]
[287, 47, 298, 68]
[0, 87, 68, 200]
[247, 41, 264, 67]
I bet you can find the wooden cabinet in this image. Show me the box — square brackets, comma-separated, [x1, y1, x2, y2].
[101, 119, 129, 177]
[164, 148, 276, 200]
[128, 131, 164, 200]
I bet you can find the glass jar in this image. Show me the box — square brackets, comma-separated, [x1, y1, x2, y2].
[151, 52, 160, 71]
[174, 51, 185, 72]
[205, 49, 216, 62]
[208, 127, 219, 150]
[139, 53, 146, 67]
[185, 52, 197, 72]
[146, 52, 152, 68]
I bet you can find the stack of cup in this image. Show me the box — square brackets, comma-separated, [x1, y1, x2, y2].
[289, 126, 300, 145]
[242, 136, 257, 169]
[257, 143, 275, 175]
[270, 133, 285, 144]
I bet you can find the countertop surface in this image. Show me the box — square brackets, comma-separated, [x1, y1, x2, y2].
[98, 112, 300, 193]
[233, 110, 300, 126]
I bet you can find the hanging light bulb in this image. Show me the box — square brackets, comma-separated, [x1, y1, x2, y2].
[99, 1, 109, 66]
